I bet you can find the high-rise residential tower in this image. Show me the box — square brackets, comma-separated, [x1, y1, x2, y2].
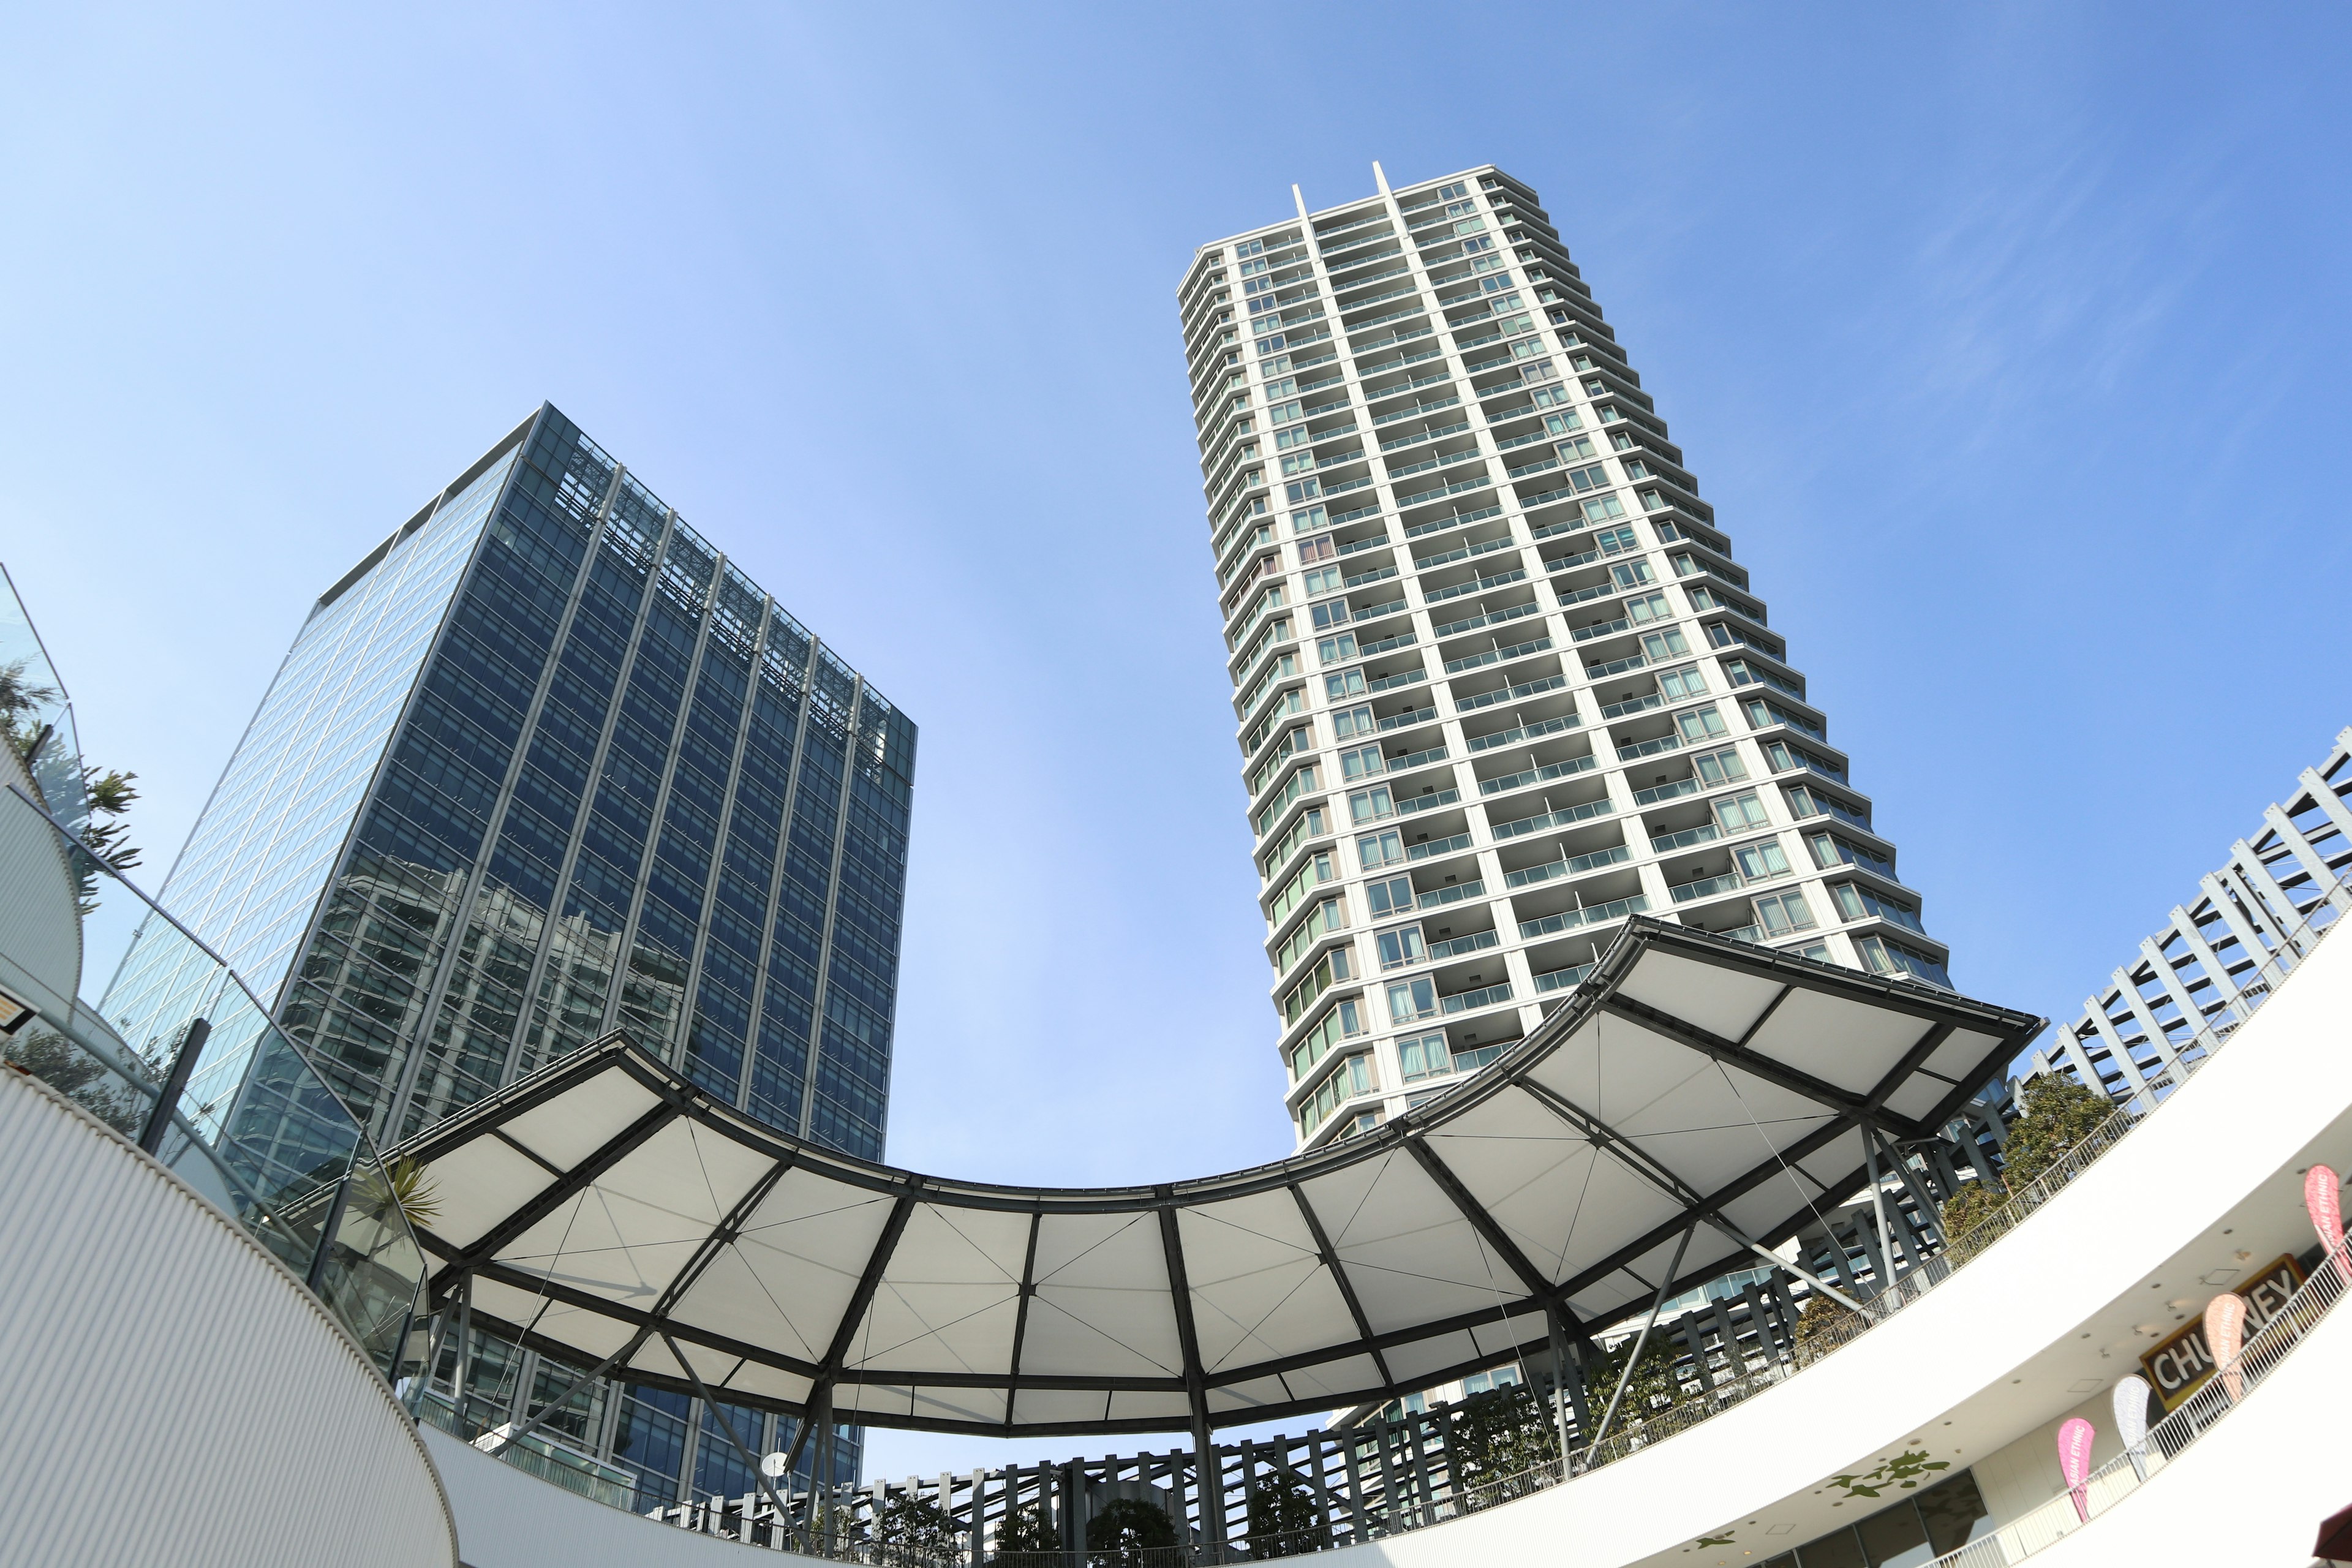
[1180, 165, 1950, 1152]
[105, 405, 916, 1163]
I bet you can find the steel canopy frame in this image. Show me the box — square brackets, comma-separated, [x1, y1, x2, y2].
[390, 919, 2042, 1440]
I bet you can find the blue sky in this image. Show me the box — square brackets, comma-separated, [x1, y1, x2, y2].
[6, 2, 2350, 1477]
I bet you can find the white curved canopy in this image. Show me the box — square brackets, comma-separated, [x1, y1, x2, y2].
[394, 920, 2040, 1438]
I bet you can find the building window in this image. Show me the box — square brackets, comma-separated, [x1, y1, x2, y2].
[1732, 839, 1793, 881]
[1659, 663, 1708, 700]
[1833, 882, 1926, 933]
[1298, 1052, 1378, 1137]
[1349, 785, 1396, 823]
[1358, 829, 1404, 869]
[1387, 976, 1438, 1023]
[1365, 874, 1412, 916]
[1374, 924, 1427, 970]
[1676, 704, 1728, 743]
[1752, 889, 1815, 937]
[1854, 933, 1953, 989]
[1398, 1030, 1453, 1082]
[1713, 790, 1770, 833]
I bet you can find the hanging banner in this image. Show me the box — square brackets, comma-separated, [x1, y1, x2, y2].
[2206, 1293, 2247, 1402]
[2138, 1253, 2302, 1411]
[2111, 1374, 2151, 1474]
[2306, 1166, 2347, 1282]
[2056, 1418, 2095, 1523]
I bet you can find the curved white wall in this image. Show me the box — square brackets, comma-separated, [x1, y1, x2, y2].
[0, 1068, 455, 1568]
[423, 1425, 827, 1568]
[2030, 1285, 2352, 1567]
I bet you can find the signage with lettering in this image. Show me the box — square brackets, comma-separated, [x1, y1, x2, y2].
[2138, 1254, 2303, 1411]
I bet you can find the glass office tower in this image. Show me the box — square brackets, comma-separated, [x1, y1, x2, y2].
[1178, 165, 1950, 1154]
[105, 402, 914, 1158]
[102, 405, 913, 1490]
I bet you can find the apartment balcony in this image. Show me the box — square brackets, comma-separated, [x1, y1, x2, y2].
[1490, 790, 1617, 842]
[1440, 630, 1553, 677]
[1468, 752, 1599, 809]
[1392, 469, 1495, 513]
[1411, 532, 1516, 573]
[1430, 594, 1543, 641]
[1464, 707, 1580, 755]
[1385, 444, 1483, 484]
[1502, 839, 1632, 890]
[1422, 565, 1530, 607]
[1453, 665, 1568, 714]
[1518, 889, 1653, 940]
[1403, 500, 1504, 540]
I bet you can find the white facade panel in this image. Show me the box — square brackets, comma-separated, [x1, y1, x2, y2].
[0, 1069, 454, 1568]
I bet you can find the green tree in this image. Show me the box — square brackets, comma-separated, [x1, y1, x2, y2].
[1585, 1331, 1687, 1437]
[1450, 1382, 1560, 1482]
[1242, 1472, 1323, 1555]
[994, 1501, 1058, 1557]
[875, 1494, 962, 1567]
[1087, 1496, 1177, 1566]
[1939, 1077, 2114, 1248]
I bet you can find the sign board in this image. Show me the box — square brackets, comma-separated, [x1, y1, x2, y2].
[2138, 1254, 2302, 1411]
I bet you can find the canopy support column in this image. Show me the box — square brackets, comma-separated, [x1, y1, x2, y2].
[661, 1333, 796, 1547]
[473, 1326, 651, 1457]
[1587, 1222, 1696, 1450]
[1544, 1302, 1575, 1469]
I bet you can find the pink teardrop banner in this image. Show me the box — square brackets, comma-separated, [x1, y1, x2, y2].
[2307, 1165, 2346, 1283]
[2206, 1292, 2247, 1402]
[2057, 1417, 2095, 1523]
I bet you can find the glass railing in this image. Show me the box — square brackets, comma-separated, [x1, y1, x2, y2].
[1406, 831, 1473, 863]
[0, 783, 426, 1378]
[1457, 673, 1569, 714]
[0, 564, 90, 834]
[1670, 871, 1744, 903]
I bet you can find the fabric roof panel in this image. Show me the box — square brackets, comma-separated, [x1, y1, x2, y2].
[389, 921, 2041, 1439]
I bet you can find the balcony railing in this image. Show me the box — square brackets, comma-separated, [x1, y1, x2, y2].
[1416, 880, 1487, 912]
[1478, 753, 1596, 796]
[1468, 712, 1580, 753]
[1396, 786, 1461, 816]
[1404, 503, 1502, 539]
[1457, 672, 1568, 714]
[1442, 635, 1552, 675]
[1518, 893, 1651, 939]
[1491, 796, 1616, 840]
[1669, 871, 1744, 903]
[1435, 981, 1513, 1016]
[1412, 536, 1516, 572]
[1432, 600, 1543, 639]
[1405, 831, 1473, 862]
[1504, 843, 1632, 889]
[1423, 568, 1529, 606]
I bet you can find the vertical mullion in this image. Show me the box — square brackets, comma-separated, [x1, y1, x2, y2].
[798, 666, 865, 1142]
[737, 622, 823, 1117]
[602, 519, 722, 1050]
[383, 459, 624, 1131]
[675, 591, 772, 1095]
[497, 496, 675, 1077]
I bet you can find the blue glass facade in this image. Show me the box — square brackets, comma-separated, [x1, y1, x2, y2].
[107, 404, 915, 1163]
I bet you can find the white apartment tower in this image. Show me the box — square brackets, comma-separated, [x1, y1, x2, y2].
[1181, 164, 1954, 1152]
